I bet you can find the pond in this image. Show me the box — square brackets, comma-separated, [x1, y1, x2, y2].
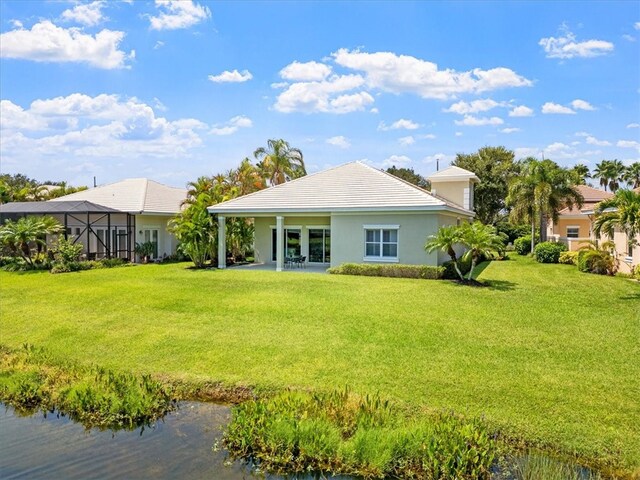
[0, 401, 258, 480]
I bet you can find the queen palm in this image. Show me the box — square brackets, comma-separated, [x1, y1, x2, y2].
[424, 225, 465, 280]
[570, 163, 590, 185]
[254, 139, 306, 186]
[593, 189, 640, 253]
[594, 159, 626, 192]
[623, 162, 640, 189]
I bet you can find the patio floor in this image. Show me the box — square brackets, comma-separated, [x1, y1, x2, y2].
[228, 262, 329, 274]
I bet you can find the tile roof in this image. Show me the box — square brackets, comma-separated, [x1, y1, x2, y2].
[558, 185, 613, 215]
[208, 161, 474, 215]
[0, 200, 120, 214]
[50, 178, 186, 215]
[427, 165, 479, 182]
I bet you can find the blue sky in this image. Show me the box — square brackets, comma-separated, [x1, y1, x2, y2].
[1, 1, 639, 187]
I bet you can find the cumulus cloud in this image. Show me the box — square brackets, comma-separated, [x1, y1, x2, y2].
[149, 0, 211, 30]
[617, 140, 640, 151]
[382, 154, 412, 167]
[635, 22, 640, 30]
[0, 21, 133, 69]
[208, 69, 253, 83]
[509, 105, 534, 117]
[444, 98, 505, 114]
[378, 118, 421, 131]
[622, 34, 636, 42]
[500, 127, 521, 133]
[541, 102, 575, 114]
[326, 135, 350, 149]
[627, 123, 640, 128]
[280, 61, 332, 81]
[273, 74, 373, 114]
[454, 115, 503, 126]
[0, 93, 208, 160]
[455, 131, 463, 137]
[539, 24, 614, 59]
[61, 1, 106, 26]
[571, 99, 595, 111]
[423, 153, 454, 165]
[398, 136, 415, 146]
[210, 115, 252, 135]
[585, 136, 611, 146]
[332, 49, 531, 100]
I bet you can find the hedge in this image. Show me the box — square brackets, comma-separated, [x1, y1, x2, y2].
[533, 241, 567, 264]
[328, 263, 444, 280]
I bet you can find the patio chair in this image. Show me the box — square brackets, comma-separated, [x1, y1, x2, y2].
[295, 256, 306, 268]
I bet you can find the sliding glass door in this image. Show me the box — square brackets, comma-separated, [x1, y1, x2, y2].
[308, 228, 330, 263]
[271, 229, 301, 261]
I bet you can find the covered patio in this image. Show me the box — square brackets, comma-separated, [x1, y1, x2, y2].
[228, 262, 329, 273]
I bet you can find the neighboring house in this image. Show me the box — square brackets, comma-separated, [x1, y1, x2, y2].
[548, 184, 639, 274]
[208, 161, 478, 270]
[0, 178, 186, 261]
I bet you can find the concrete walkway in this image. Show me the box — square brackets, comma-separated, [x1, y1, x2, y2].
[228, 262, 329, 274]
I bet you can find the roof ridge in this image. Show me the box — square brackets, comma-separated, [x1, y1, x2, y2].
[366, 163, 446, 205]
[140, 178, 149, 213]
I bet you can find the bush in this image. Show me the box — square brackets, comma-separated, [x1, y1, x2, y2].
[328, 263, 443, 280]
[558, 251, 578, 265]
[52, 238, 83, 264]
[50, 258, 129, 274]
[514, 235, 535, 255]
[100, 258, 128, 268]
[533, 242, 567, 263]
[632, 264, 640, 280]
[577, 249, 617, 276]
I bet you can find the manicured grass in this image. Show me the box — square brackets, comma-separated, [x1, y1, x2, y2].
[1, 256, 638, 475]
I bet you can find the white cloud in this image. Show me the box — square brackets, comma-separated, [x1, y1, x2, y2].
[378, 118, 421, 131]
[509, 105, 534, 117]
[370, 107, 379, 114]
[270, 82, 288, 89]
[500, 127, 521, 133]
[208, 69, 253, 83]
[617, 140, 640, 151]
[61, 1, 106, 26]
[585, 136, 611, 146]
[541, 102, 576, 114]
[382, 154, 412, 167]
[10, 19, 22, 28]
[420, 133, 436, 140]
[273, 74, 373, 114]
[280, 61, 332, 81]
[571, 99, 595, 111]
[454, 115, 503, 126]
[444, 98, 504, 114]
[326, 135, 350, 149]
[423, 153, 454, 165]
[210, 115, 252, 135]
[539, 24, 614, 59]
[0, 93, 208, 161]
[332, 48, 531, 100]
[149, 0, 211, 30]
[398, 136, 415, 146]
[154, 41, 165, 50]
[626, 123, 640, 128]
[0, 21, 133, 69]
[575, 131, 590, 137]
[455, 131, 463, 137]
[514, 147, 540, 159]
[622, 34, 636, 42]
[635, 22, 640, 30]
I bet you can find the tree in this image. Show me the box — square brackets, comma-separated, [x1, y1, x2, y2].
[570, 164, 590, 185]
[453, 146, 520, 224]
[169, 198, 218, 268]
[254, 139, 306, 186]
[0, 216, 63, 267]
[623, 162, 640, 189]
[593, 159, 626, 192]
[385, 166, 429, 189]
[593, 189, 640, 253]
[506, 163, 538, 253]
[459, 222, 506, 280]
[424, 225, 465, 280]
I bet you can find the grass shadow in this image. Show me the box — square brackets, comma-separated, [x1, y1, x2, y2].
[619, 292, 640, 301]
[483, 279, 518, 291]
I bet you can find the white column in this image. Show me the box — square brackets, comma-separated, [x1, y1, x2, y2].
[276, 215, 284, 272]
[217, 215, 226, 269]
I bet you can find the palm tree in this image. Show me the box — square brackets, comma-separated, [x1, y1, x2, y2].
[594, 159, 626, 192]
[593, 189, 640, 254]
[623, 162, 640, 189]
[570, 164, 590, 185]
[607, 160, 626, 192]
[507, 159, 538, 252]
[593, 160, 613, 191]
[254, 139, 306, 186]
[424, 225, 465, 280]
[459, 221, 506, 280]
[0, 216, 63, 267]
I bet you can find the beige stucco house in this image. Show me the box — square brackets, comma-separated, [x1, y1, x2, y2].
[548, 184, 639, 274]
[208, 162, 478, 271]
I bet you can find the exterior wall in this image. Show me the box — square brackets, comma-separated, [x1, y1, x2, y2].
[430, 180, 471, 209]
[330, 212, 445, 267]
[134, 214, 177, 259]
[253, 216, 331, 264]
[613, 229, 640, 275]
[549, 217, 593, 251]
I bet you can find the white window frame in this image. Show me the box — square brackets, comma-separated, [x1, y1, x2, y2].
[363, 225, 399, 262]
[566, 225, 580, 238]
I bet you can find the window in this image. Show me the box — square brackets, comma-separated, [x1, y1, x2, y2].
[566, 226, 579, 238]
[364, 227, 398, 260]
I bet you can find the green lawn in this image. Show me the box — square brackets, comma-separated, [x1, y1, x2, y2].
[1, 256, 638, 475]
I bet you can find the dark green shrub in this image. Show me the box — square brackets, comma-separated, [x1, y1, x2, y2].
[496, 221, 530, 244]
[100, 258, 128, 268]
[558, 251, 578, 265]
[514, 235, 535, 255]
[442, 256, 472, 279]
[52, 237, 83, 264]
[534, 242, 567, 263]
[328, 263, 443, 280]
[577, 249, 617, 275]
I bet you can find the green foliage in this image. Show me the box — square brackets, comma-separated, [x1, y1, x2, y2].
[328, 263, 443, 279]
[623, 162, 640, 189]
[632, 264, 640, 280]
[50, 258, 129, 274]
[558, 251, 578, 265]
[593, 159, 627, 193]
[52, 237, 83, 264]
[593, 190, 640, 251]
[0, 216, 63, 267]
[509, 454, 604, 480]
[533, 242, 567, 264]
[0, 174, 86, 203]
[442, 256, 472, 279]
[223, 388, 497, 478]
[385, 166, 429, 189]
[134, 241, 156, 262]
[495, 220, 530, 244]
[453, 146, 520, 224]
[577, 242, 617, 276]
[254, 138, 305, 186]
[0, 344, 174, 428]
[514, 235, 535, 255]
[424, 224, 465, 280]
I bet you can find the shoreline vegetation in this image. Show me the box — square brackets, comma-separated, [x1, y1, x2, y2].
[0, 256, 637, 478]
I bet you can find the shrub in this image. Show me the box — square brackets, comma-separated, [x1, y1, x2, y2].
[52, 237, 83, 264]
[328, 263, 443, 280]
[534, 242, 567, 263]
[558, 251, 578, 265]
[514, 235, 534, 255]
[632, 264, 640, 280]
[100, 258, 128, 268]
[50, 258, 129, 274]
[577, 249, 617, 276]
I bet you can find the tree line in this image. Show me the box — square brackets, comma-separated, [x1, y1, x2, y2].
[0, 174, 88, 204]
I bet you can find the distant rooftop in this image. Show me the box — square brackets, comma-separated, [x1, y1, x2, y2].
[427, 165, 479, 183]
[0, 200, 120, 215]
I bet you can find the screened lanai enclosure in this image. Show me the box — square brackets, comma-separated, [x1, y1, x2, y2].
[0, 201, 135, 260]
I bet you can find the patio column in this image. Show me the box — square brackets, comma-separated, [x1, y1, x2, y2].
[218, 215, 226, 269]
[276, 215, 284, 272]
